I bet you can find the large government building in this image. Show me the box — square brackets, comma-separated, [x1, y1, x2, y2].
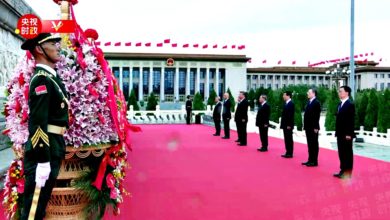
[106, 52, 390, 102]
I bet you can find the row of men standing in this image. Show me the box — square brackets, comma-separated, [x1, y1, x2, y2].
[209, 87, 355, 179]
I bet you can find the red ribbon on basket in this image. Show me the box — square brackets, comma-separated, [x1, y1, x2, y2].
[91, 144, 118, 190]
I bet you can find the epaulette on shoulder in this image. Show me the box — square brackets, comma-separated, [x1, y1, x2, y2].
[30, 70, 49, 84]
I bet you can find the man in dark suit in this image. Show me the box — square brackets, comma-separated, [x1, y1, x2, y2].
[281, 91, 295, 158]
[234, 91, 249, 146]
[256, 95, 270, 152]
[185, 95, 192, 124]
[334, 86, 355, 179]
[221, 92, 231, 139]
[213, 96, 222, 136]
[302, 88, 321, 166]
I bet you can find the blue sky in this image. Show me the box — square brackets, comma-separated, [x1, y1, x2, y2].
[25, 0, 390, 67]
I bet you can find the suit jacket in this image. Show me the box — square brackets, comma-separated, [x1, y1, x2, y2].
[303, 98, 321, 130]
[186, 100, 192, 111]
[335, 99, 356, 138]
[280, 100, 295, 129]
[256, 102, 270, 127]
[213, 102, 222, 120]
[222, 99, 231, 120]
[234, 99, 249, 122]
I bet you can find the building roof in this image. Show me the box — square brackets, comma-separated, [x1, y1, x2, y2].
[104, 52, 250, 63]
[247, 67, 328, 74]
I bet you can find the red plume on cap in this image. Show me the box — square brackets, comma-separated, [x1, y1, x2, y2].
[84, 29, 99, 41]
[53, 0, 78, 5]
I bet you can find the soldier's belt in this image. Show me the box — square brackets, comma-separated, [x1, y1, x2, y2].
[47, 124, 66, 135]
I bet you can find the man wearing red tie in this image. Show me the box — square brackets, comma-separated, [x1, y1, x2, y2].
[334, 86, 355, 179]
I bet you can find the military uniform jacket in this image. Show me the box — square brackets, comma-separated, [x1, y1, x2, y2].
[26, 66, 69, 163]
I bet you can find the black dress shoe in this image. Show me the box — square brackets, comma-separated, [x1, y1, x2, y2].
[235, 139, 240, 142]
[237, 143, 247, 146]
[306, 162, 318, 167]
[301, 161, 310, 165]
[281, 154, 293, 158]
[213, 134, 220, 136]
[258, 148, 268, 152]
[221, 136, 230, 139]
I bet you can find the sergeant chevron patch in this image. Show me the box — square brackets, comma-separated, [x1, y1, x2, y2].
[31, 127, 50, 148]
[35, 85, 47, 95]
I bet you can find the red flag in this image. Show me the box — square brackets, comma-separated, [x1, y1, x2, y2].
[136, 42, 142, 47]
[370, 52, 374, 56]
[202, 44, 208, 49]
[114, 42, 121, 46]
[213, 44, 218, 48]
[222, 45, 228, 49]
[183, 44, 189, 48]
[157, 43, 163, 47]
[193, 44, 199, 48]
[365, 53, 368, 56]
[359, 54, 363, 57]
[125, 42, 131, 46]
[379, 58, 383, 62]
[354, 55, 358, 58]
[172, 43, 177, 47]
[292, 60, 296, 65]
[104, 42, 111, 46]
[95, 41, 101, 46]
[345, 57, 349, 60]
[262, 60, 267, 64]
[164, 39, 170, 44]
[363, 58, 368, 62]
[232, 45, 236, 49]
[145, 42, 151, 47]
[277, 60, 281, 65]
[238, 45, 245, 50]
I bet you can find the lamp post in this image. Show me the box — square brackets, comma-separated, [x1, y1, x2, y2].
[349, 0, 355, 98]
[326, 64, 350, 88]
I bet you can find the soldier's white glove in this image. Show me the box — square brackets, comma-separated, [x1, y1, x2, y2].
[35, 162, 51, 188]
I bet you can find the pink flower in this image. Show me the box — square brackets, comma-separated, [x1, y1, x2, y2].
[106, 173, 115, 188]
[16, 179, 25, 193]
[110, 188, 118, 199]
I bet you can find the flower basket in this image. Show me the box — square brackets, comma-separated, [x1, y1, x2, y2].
[45, 187, 88, 220]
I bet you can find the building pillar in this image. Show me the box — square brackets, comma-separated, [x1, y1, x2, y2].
[174, 67, 179, 101]
[148, 68, 153, 95]
[215, 68, 219, 96]
[185, 67, 190, 96]
[205, 68, 210, 99]
[119, 64, 123, 91]
[160, 67, 165, 101]
[139, 67, 143, 101]
[129, 67, 133, 94]
[195, 67, 200, 93]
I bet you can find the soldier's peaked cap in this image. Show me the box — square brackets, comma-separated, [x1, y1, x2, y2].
[21, 33, 61, 50]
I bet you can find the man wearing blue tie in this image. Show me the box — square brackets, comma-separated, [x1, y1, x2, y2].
[334, 86, 355, 179]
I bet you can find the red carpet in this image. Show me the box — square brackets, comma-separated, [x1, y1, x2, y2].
[2, 124, 390, 219]
[106, 125, 390, 220]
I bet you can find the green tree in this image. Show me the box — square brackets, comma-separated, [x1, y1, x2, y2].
[146, 92, 158, 111]
[364, 89, 379, 131]
[248, 88, 256, 110]
[268, 89, 284, 123]
[377, 89, 390, 133]
[325, 88, 338, 131]
[316, 86, 327, 110]
[294, 103, 303, 131]
[356, 91, 368, 126]
[227, 87, 236, 112]
[127, 89, 140, 111]
[207, 89, 217, 107]
[193, 92, 205, 110]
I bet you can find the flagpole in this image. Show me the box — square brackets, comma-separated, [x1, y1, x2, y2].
[349, 0, 355, 98]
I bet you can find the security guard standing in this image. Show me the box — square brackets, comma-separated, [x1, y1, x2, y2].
[21, 33, 69, 220]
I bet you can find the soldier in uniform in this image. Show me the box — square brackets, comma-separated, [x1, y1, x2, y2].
[185, 95, 192, 124]
[21, 33, 69, 220]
